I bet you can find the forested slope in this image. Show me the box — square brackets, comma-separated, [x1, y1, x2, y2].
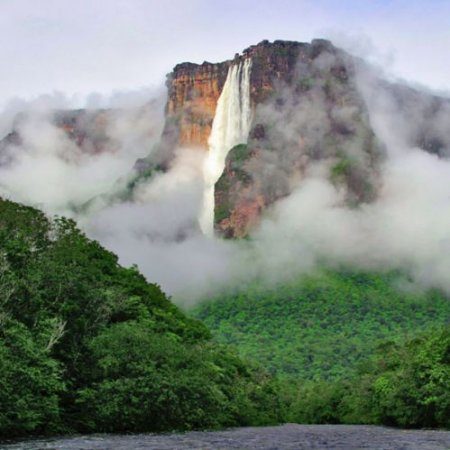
[193, 271, 450, 379]
[0, 198, 281, 438]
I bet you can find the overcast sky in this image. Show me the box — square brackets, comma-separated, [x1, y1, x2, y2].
[1, 0, 449, 110]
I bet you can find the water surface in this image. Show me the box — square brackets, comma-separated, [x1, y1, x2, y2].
[2, 424, 450, 449]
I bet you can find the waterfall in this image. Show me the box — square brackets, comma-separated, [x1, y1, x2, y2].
[199, 58, 252, 236]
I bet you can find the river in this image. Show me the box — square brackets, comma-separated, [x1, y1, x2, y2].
[2, 424, 450, 449]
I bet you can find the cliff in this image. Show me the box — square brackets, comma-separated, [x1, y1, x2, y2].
[52, 109, 115, 154]
[153, 40, 372, 237]
[160, 40, 323, 153]
[159, 39, 450, 238]
[214, 40, 383, 237]
[160, 39, 382, 237]
[3, 39, 450, 239]
[163, 61, 230, 150]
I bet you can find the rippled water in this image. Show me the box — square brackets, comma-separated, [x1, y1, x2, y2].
[2, 424, 450, 449]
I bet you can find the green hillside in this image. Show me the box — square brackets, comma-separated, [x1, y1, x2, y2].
[0, 198, 280, 438]
[286, 326, 450, 428]
[192, 271, 450, 380]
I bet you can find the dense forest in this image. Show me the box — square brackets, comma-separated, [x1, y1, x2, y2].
[282, 326, 450, 428]
[0, 197, 449, 439]
[0, 198, 281, 438]
[193, 272, 450, 379]
[192, 271, 450, 428]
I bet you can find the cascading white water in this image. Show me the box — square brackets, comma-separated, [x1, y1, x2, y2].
[199, 58, 252, 236]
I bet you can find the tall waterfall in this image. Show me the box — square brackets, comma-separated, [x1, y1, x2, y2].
[199, 58, 252, 236]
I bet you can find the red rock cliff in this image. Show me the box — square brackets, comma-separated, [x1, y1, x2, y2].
[163, 61, 230, 150]
[161, 40, 319, 152]
[158, 39, 385, 238]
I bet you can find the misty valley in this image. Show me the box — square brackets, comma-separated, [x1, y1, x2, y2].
[1, 37, 450, 449]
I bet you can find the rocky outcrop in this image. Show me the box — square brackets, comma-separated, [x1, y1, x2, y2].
[155, 38, 450, 238]
[0, 109, 116, 165]
[212, 40, 383, 237]
[52, 109, 115, 154]
[163, 62, 230, 150]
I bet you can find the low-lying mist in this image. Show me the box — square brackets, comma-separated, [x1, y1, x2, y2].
[1, 59, 450, 305]
[0, 90, 165, 214]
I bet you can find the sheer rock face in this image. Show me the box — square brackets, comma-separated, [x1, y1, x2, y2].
[211, 39, 384, 238]
[157, 40, 315, 157]
[163, 62, 230, 150]
[160, 40, 318, 153]
[209, 40, 450, 238]
[159, 39, 381, 238]
[246, 39, 325, 103]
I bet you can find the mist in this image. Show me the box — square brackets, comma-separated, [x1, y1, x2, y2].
[0, 90, 165, 215]
[84, 148, 238, 301]
[240, 59, 450, 294]
[1, 50, 450, 305]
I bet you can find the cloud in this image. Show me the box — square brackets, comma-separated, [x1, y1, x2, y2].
[84, 148, 239, 302]
[250, 150, 450, 294]
[0, 90, 165, 215]
[2, 40, 450, 305]
[86, 116, 450, 302]
[242, 62, 450, 294]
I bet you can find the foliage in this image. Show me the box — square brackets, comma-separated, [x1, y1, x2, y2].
[228, 144, 250, 164]
[193, 271, 450, 428]
[1, 196, 448, 436]
[0, 198, 281, 438]
[297, 76, 315, 91]
[76, 322, 280, 432]
[329, 151, 377, 204]
[0, 319, 64, 436]
[330, 156, 353, 183]
[193, 271, 450, 380]
[287, 326, 450, 428]
[124, 164, 163, 197]
[214, 174, 232, 224]
[214, 144, 252, 224]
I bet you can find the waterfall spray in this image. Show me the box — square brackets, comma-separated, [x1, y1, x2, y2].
[199, 58, 252, 236]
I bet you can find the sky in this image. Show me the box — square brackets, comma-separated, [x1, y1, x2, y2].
[1, 0, 450, 109]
